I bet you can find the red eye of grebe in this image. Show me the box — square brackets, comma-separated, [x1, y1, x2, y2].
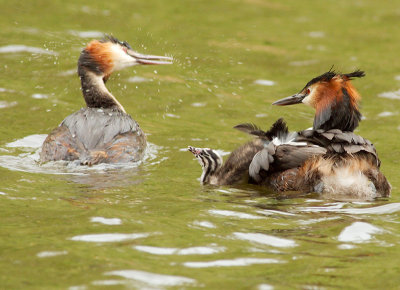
[306, 88, 311, 95]
[122, 47, 128, 53]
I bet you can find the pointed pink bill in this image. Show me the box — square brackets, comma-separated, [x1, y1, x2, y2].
[127, 49, 173, 65]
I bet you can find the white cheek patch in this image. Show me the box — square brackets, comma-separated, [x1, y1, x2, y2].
[302, 90, 316, 107]
[110, 44, 137, 70]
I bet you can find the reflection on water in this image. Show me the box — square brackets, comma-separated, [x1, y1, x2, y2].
[183, 257, 283, 268]
[70, 232, 152, 242]
[299, 202, 400, 214]
[67, 30, 104, 38]
[134, 245, 225, 255]
[90, 216, 122, 225]
[105, 270, 197, 287]
[338, 222, 384, 243]
[37, 251, 68, 258]
[0, 45, 58, 55]
[209, 209, 264, 219]
[233, 232, 297, 248]
[0, 100, 17, 108]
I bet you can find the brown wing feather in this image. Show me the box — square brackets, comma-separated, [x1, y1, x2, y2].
[40, 125, 86, 162]
[272, 145, 327, 171]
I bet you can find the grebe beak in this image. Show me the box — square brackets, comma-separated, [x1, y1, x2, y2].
[272, 93, 306, 106]
[127, 49, 173, 65]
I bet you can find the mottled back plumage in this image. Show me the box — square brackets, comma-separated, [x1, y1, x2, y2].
[297, 129, 379, 166]
[62, 108, 142, 150]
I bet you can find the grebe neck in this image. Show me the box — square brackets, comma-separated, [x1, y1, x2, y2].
[78, 68, 126, 113]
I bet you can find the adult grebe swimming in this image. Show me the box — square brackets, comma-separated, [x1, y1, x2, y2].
[189, 70, 391, 199]
[40, 35, 172, 165]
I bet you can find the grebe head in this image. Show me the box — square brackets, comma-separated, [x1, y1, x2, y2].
[79, 35, 172, 79]
[188, 146, 223, 184]
[273, 69, 365, 131]
[77, 35, 172, 112]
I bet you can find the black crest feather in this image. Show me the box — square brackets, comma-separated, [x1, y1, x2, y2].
[234, 118, 289, 141]
[302, 68, 336, 90]
[302, 68, 365, 92]
[103, 34, 119, 44]
[102, 34, 132, 49]
[343, 70, 365, 80]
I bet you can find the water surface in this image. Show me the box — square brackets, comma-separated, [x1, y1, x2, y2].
[0, 0, 399, 289]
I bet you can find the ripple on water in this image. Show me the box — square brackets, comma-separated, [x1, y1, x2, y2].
[378, 89, 400, 100]
[31, 93, 49, 99]
[70, 232, 152, 242]
[105, 270, 196, 287]
[90, 217, 122, 225]
[0, 45, 57, 55]
[183, 257, 283, 268]
[0, 101, 17, 109]
[134, 245, 225, 255]
[233, 232, 297, 248]
[127, 76, 151, 83]
[256, 209, 297, 217]
[254, 79, 276, 86]
[209, 209, 263, 220]
[191, 102, 207, 107]
[307, 31, 325, 38]
[377, 111, 396, 117]
[289, 59, 318, 66]
[68, 30, 104, 38]
[338, 222, 384, 243]
[258, 284, 274, 290]
[91, 280, 125, 286]
[299, 203, 400, 215]
[164, 113, 180, 118]
[36, 250, 68, 258]
[337, 244, 357, 250]
[6, 134, 46, 148]
[191, 220, 217, 228]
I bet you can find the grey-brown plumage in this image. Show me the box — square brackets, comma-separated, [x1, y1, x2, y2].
[237, 119, 327, 183]
[40, 108, 146, 164]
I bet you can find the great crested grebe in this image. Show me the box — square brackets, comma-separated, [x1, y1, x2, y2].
[189, 70, 391, 199]
[40, 35, 172, 165]
[250, 69, 391, 198]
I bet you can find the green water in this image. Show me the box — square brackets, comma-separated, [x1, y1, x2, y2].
[1, 0, 400, 289]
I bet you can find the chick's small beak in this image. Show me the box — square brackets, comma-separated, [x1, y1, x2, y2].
[272, 93, 306, 106]
[127, 49, 173, 65]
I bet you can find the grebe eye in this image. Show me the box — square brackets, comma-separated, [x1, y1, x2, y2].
[306, 88, 311, 95]
[122, 47, 128, 53]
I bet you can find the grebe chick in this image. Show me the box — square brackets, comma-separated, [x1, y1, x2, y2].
[188, 119, 291, 185]
[40, 35, 172, 165]
[250, 69, 391, 199]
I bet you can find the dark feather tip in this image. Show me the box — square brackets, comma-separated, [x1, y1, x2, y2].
[343, 69, 365, 79]
[265, 118, 289, 139]
[234, 123, 264, 136]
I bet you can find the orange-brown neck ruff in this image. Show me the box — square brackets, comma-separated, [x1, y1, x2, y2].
[313, 78, 362, 131]
[85, 40, 114, 76]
